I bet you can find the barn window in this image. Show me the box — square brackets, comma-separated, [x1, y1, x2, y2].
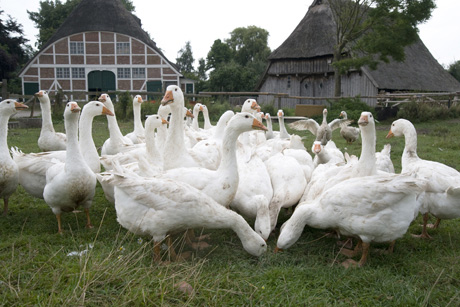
[117, 68, 131, 79]
[70, 42, 84, 54]
[132, 68, 145, 78]
[56, 67, 70, 79]
[304, 83, 308, 90]
[72, 67, 85, 79]
[116, 42, 130, 54]
[287, 75, 291, 88]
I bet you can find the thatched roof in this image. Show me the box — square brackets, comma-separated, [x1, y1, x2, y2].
[22, 0, 179, 73]
[265, 0, 460, 92]
[269, 0, 336, 60]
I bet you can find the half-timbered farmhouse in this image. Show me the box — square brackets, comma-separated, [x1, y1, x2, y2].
[19, 0, 192, 99]
[256, 0, 460, 107]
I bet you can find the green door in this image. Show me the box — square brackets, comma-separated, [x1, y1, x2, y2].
[186, 83, 194, 94]
[24, 82, 39, 95]
[88, 71, 115, 92]
[147, 81, 163, 100]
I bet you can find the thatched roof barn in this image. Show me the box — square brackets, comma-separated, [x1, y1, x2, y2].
[19, 0, 194, 99]
[256, 0, 460, 107]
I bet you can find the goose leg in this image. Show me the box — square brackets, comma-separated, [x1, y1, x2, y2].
[153, 241, 162, 262]
[56, 214, 63, 234]
[2, 198, 8, 216]
[387, 240, 396, 254]
[358, 242, 370, 267]
[84, 208, 94, 229]
[427, 218, 441, 229]
[340, 240, 362, 257]
[413, 213, 432, 239]
[185, 229, 210, 250]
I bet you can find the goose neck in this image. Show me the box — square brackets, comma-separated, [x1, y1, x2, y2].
[65, 115, 85, 168]
[358, 125, 376, 171]
[133, 103, 144, 134]
[402, 126, 419, 162]
[0, 114, 10, 157]
[40, 100, 55, 132]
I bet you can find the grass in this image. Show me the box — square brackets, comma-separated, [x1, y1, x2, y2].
[1, 114, 460, 305]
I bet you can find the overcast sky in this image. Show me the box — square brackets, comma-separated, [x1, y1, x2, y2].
[2, 0, 459, 68]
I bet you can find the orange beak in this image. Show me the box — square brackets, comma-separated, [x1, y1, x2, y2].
[252, 119, 268, 131]
[14, 102, 28, 110]
[186, 109, 194, 118]
[358, 115, 368, 126]
[161, 118, 169, 125]
[70, 103, 81, 113]
[34, 91, 43, 97]
[102, 106, 114, 116]
[199, 105, 204, 112]
[137, 96, 143, 103]
[251, 101, 259, 110]
[386, 130, 394, 139]
[98, 96, 106, 102]
[313, 143, 321, 154]
[274, 247, 283, 253]
[161, 90, 173, 106]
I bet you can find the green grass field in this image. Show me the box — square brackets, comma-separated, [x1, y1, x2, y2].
[1, 114, 460, 305]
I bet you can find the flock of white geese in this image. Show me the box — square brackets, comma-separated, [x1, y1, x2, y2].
[1, 84, 460, 267]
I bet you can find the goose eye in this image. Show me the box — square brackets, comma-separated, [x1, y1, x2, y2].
[96, 103, 100, 106]
[6, 101, 10, 104]
[245, 115, 249, 118]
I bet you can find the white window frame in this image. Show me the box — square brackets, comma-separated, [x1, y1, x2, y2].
[117, 68, 131, 79]
[72, 67, 85, 79]
[116, 42, 130, 55]
[56, 67, 70, 79]
[132, 68, 145, 78]
[70, 42, 84, 54]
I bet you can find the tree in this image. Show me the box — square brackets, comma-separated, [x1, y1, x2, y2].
[328, 0, 436, 96]
[205, 26, 271, 92]
[28, 0, 135, 49]
[206, 39, 233, 70]
[448, 60, 460, 82]
[176, 41, 195, 74]
[0, 10, 30, 80]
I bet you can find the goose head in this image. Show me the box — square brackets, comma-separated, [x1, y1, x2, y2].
[0, 99, 28, 117]
[357, 111, 375, 128]
[386, 118, 411, 138]
[98, 94, 114, 112]
[339, 111, 347, 119]
[133, 95, 143, 104]
[227, 112, 267, 133]
[312, 141, 322, 154]
[158, 104, 171, 119]
[64, 101, 81, 121]
[35, 90, 50, 104]
[145, 114, 168, 132]
[82, 101, 114, 118]
[184, 107, 194, 119]
[241, 99, 259, 114]
[161, 85, 184, 108]
[193, 103, 203, 116]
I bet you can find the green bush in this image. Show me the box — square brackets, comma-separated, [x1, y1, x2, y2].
[115, 91, 132, 121]
[396, 101, 455, 123]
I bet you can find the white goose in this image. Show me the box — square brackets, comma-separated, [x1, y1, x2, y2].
[375, 144, 395, 173]
[339, 111, 360, 144]
[311, 140, 345, 167]
[241, 99, 260, 115]
[97, 163, 267, 260]
[125, 95, 145, 144]
[277, 109, 290, 139]
[387, 119, 460, 238]
[0, 100, 28, 215]
[289, 108, 342, 145]
[43, 102, 97, 233]
[36, 90, 67, 151]
[160, 86, 204, 170]
[276, 173, 426, 267]
[99, 94, 134, 155]
[99, 115, 168, 204]
[11, 101, 113, 198]
[301, 112, 378, 202]
[265, 152, 307, 232]
[201, 104, 213, 130]
[163, 112, 267, 208]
